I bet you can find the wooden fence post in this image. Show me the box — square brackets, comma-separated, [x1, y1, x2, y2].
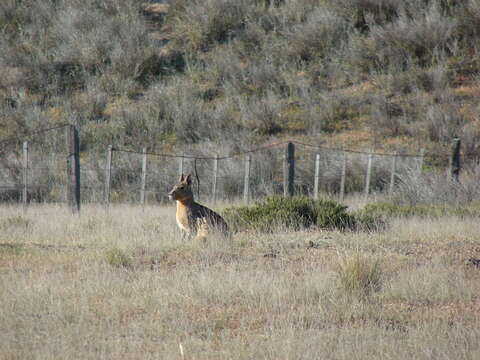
[339, 150, 347, 202]
[418, 148, 425, 175]
[450, 138, 461, 181]
[364, 151, 373, 198]
[66, 125, 80, 213]
[243, 155, 251, 204]
[140, 147, 147, 206]
[314, 154, 320, 200]
[104, 145, 113, 206]
[22, 141, 28, 211]
[389, 152, 397, 195]
[179, 152, 185, 176]
[283, 142, 295, 197]
[212, 154, 218, 204]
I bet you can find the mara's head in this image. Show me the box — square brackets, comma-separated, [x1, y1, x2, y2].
[168, 174, 193, 202]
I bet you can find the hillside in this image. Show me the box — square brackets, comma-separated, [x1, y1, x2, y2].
[1, 0, 480, 159]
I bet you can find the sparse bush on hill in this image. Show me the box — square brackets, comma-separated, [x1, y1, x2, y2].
[168, 0, 253, 52]
[285, 7, 351, 62]
[368, 4, 457, 68]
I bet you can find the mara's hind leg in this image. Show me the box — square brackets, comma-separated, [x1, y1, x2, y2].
[193, 220, 209, 244]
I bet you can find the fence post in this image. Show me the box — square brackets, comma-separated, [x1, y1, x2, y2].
[140, 147, 147, 206]
[179, 152, 185, 176]
[243, 155, 251, 204]
[22, 141, 28, 211]
[314, 154, 320, 200]
[449, 138, 461, 181]
[212, 154, 218, 204]
[104, 144, 113, 206]
[66, 125, 80, 213]
[389, 152, 397, 195]
[283, 142, 295, 197]
[364, 151, 373, 198]
[339, 150, 347, 202]
[418, 148, 425, 175]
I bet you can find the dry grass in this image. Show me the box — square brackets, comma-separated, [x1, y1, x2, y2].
[1, 204, 480, 359]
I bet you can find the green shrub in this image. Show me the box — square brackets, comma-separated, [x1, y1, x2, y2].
[314, 198, 355, 230]
[355, 201, 480, 220]
[336, 254, 382, 297]
[105, 247, 132, 268]
[223, 196, 355, 232]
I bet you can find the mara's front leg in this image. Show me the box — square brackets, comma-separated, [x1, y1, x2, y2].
[180, 229, 189, 241]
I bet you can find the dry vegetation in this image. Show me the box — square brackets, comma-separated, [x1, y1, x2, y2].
[3, 0, 480, 203]
[2, 1, 480, 357]
[1, 203, 480, 359]
[2, 0, 480, 158]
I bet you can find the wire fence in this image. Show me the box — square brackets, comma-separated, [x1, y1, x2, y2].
[0, 125, 69, 204]
[0, 124, 473, 210]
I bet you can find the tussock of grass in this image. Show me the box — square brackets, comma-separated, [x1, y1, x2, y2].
[336, 253, 383, 296]
[105, 247, 132, 269]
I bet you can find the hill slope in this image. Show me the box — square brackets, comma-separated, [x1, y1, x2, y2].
[1, 0, 480, 159]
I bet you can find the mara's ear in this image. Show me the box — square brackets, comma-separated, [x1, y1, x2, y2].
[179, 173, 185, 182]
[185, 174, 192, 185]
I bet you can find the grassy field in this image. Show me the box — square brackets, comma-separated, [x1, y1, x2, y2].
[1, 203, 480, 359]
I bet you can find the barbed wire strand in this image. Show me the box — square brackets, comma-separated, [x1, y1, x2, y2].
[112, 139, 427, 160]
[293, 140, 423, 158]
[0, 124, 70, 147]
[111, 140, 291, 160]
[0, 123, 460, 161]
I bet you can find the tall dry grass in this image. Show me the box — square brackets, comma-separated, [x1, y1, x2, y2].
[1, 204, 480, 359]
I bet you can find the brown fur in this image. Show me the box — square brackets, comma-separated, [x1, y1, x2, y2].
[168, 174, 229, 240]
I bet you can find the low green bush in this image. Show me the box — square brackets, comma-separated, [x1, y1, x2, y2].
[314, 198, 356, 230]
[355, 202, 480, 220]
[223, 196, 355, 232]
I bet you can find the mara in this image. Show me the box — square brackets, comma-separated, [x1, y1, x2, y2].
[168, 174, 229, 241]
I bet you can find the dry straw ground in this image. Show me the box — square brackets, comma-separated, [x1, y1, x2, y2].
[1, 203, 480, 359]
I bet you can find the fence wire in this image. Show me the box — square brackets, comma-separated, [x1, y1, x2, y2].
[0, 125, 69, 203]
[0, 123, 471, 206]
